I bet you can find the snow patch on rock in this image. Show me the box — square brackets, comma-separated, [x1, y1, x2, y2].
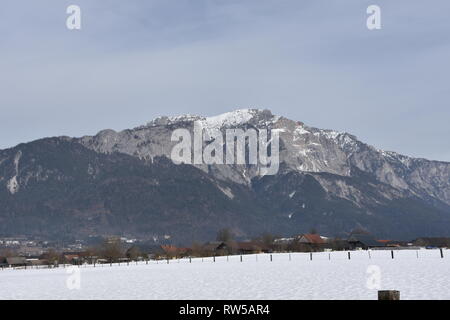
[6, 151, 22, 194]
[217, 185, 234, 199]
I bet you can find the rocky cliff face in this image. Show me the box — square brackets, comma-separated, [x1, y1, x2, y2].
[77, 109, 450, 207]
[1, 109, 449, 243]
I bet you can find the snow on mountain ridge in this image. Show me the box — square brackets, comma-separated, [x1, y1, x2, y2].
[2, 109, 450, 210]
[143, 109, 279, 130]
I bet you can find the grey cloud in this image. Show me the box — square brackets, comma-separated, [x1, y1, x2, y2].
[0, 0, 449, 161]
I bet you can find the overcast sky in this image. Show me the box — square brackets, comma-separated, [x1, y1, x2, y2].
[1, 0, 449, 161]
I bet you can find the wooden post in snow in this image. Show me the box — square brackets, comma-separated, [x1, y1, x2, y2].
[391, 250, 394, 259]
[348, 252, 351, 260]
[440, 248, 444, 258]
[378, 290, 400, 300]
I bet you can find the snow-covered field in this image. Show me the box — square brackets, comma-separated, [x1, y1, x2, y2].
[1, 249, 448, 300]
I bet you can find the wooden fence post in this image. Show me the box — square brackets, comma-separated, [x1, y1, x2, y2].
[348, 252, 351, 260]
[378, 290, 400, 300]
[310, 252, 312, 261]
[270, 254, 273, 262]
[440, 248, 444, 258]
[240, 255, 242, 262]
[391, 250, 394, 259]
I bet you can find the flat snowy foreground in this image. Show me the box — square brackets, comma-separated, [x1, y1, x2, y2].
[0, 249, 448, 300]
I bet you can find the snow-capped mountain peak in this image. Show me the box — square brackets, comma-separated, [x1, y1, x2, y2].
[144, 108, 278, 130]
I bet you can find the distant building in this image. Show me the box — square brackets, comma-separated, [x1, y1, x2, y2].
[202, 241, 228, 253]
[160, 245, 191, 258]
[18, 246, 45, 257]
[297, 234, 325, 245]
[27, 259, 48, 266]
[274, 238, 294, 244]
[235, 242, 268, 254]
[6, 257, 29, 267]
[348, 234, 385, 250]
[413, 237, 450, 248]
[63, 254, 81, 264]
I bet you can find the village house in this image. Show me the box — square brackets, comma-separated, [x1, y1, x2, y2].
[201, 241, 228, 255]
[65, 254, 79, 263]
[18, 246, 45, 257]
[297, 234, 326, 245]
[235, 241, 269, 255]
[413, 237, 450, 248]
[273, 237, 295, 245]
[160, 245, 191, 259]
[347, 234, 385, 250]
[5, 257, 29, 268]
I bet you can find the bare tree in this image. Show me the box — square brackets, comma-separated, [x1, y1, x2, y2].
[126, 246, 142, 261]
[41, 249, 60, 266]
[100, 239, 123, 262]
[190, 242, 204, 257]
[216, 228, 234, 243]
[261, 233, 275, 247]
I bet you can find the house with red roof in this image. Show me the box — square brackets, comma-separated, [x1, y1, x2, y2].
[297, 234, 325, 245]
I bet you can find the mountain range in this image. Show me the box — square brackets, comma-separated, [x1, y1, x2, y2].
[1, 109, 449, 244]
